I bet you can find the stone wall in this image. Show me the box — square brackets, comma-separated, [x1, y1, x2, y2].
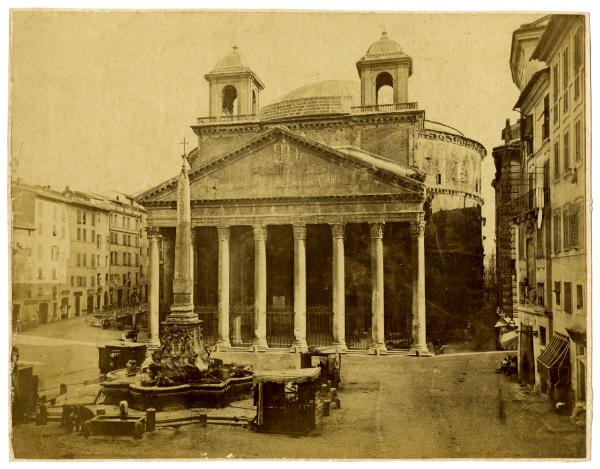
[492, 143, 521, 316]
[415, 132, 483, 195]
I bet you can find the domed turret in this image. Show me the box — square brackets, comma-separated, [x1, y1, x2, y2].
[364, 31, 405, 57]
[356, 32, 413, 107]
[204, 46, 264, 117]
[211, 46, 250, 73]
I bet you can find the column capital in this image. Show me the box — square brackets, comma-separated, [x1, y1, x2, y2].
[217, 225, 230, 241]
[293, 223, 307, 240]
[253, 224, 267, 242]
[146, 226, 162, 239]
[330, 223, 346, 239]
[369, 222, 384, 239]
[409, 220, 426, 238]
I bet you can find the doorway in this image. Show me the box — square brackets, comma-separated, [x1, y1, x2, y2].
[38, 303, 49, 324]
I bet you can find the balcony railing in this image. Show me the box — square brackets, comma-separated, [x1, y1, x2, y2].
[351, 102, 418, 114]
[512, 187, 548, 218]
[196, 114, 259, 125]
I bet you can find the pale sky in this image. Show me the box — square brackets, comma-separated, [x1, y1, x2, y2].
[10, 11, 542, 255]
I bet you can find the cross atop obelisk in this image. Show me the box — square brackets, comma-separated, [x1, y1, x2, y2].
[179, 138, 189, 169]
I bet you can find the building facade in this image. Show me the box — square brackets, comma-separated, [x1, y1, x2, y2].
[498, 15, 588, 409]
[11, 181, 149, 329]
[531, 15, 588, 408]
[139, 33, 486, 353]
[105, 192, 149, 309]
[12, 184, 71, 327]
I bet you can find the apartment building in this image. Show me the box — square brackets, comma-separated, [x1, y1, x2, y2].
[530, 14, 587, 408]
[502, 14, 587, 410]
[105, 192, 148, 308]
[11, 181, 149, 329]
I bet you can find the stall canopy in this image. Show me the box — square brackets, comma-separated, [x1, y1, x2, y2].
[253, 367, 320, 384]
[494, 318, 509, 328]
[537, 333, 569, 370]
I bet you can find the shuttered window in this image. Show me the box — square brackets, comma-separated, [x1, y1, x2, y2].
[563, 209, 570, 250]
[554, 211, 561, 253]
[563, 132, 570, 171]
[564, 282, 573, 314]
[570, 204, 580, 249]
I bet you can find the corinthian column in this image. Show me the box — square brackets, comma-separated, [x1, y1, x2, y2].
[292, 224, 308, 351]
[331, 223, 347, 350]
[370, 222, 387, 354]
[408, 219, 430, 356]
[253, 224, 268, 350]
[216, 225, 231, 349]
[146, 227, 162, 352]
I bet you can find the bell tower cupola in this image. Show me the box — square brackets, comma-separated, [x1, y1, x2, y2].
[356, 32, 413, 107]
[204, 46, 265, 117]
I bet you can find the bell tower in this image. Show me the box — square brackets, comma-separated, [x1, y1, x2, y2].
[356, 32, 413, 107]
[204, 46, 265, 117]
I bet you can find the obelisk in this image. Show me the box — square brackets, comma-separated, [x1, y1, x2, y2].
[161, 156, 209, 372]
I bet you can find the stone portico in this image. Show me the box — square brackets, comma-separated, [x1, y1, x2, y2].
[141, 127, 430, 355]
[138, 32, 486, 357]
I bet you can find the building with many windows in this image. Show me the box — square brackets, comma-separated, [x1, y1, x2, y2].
[65, 189, 111, 318]
[531, 14, 587, 409]
[105, 192, 148, 309]
[496, 14, 587, 411]
[11, 181, 149, 328]
[12, 183, 71, 327]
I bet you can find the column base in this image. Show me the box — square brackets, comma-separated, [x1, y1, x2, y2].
[215, 339, 232, 351]
[291, 339, 309, 353]
[408, 345, 433, 357]
[369, 343, 387, 355]
[332, 341, 348, 352]
[252, 338, 269, 351]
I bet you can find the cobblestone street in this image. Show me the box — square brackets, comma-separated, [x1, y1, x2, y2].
[11, 349, 586, 459]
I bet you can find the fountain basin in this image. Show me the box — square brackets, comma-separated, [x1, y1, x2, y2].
[83, 415, 146, 439]
[99, 368, 253, 411]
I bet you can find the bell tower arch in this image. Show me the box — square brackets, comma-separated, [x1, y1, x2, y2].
[204, 46, 265, 117]
[356, 32, 413, 107]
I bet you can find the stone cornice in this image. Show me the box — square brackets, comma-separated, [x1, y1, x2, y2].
[418, 129, 487, 158]
[143, 192, 424, 209]
[426, 186, 484, 205]
[191, 109, 424, 135]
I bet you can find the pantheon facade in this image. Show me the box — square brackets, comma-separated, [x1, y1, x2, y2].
[138, 33, 486, 354]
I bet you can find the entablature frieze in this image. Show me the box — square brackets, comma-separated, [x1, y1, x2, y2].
[146, 208, 424, 229]
[418, 129, 487, 158]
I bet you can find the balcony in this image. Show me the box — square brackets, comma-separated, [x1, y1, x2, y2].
[512, 187, 548, 218]
[351, 102, 418, 114]
[196, 114, 259, 125]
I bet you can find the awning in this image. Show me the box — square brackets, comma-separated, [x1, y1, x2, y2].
[494, 318, 509, 328]
[537, 333, 569, 370]
[500, 330, 518, 348]
[253, 367, 320, 384]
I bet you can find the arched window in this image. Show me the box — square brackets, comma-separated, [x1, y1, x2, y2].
[222, 85, 238, 116]
[375, 72, 394, 105]
[252, 90, 257, 115]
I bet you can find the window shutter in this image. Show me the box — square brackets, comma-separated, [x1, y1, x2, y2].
[570, 206, 579, 249]
[563, 210, 570, 250]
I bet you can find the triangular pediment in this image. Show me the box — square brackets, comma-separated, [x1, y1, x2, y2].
[138, 127, 425, 203]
